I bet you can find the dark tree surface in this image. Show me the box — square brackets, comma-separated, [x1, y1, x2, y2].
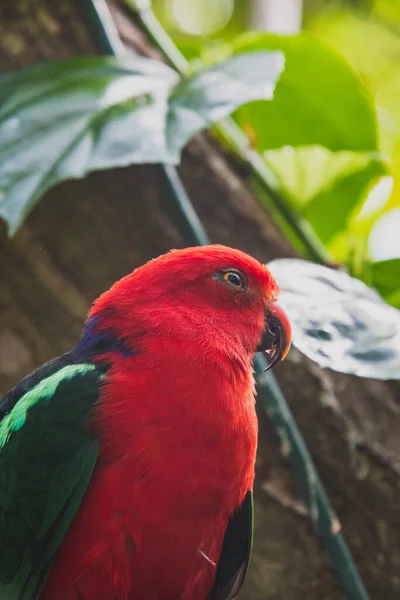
[0, 2, 399, 599]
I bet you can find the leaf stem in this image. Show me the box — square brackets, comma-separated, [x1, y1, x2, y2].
[124, 0, 331, 265]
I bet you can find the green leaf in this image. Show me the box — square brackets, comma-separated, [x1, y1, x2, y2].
[308, 160, 388, 245]
[308, 11, 400, 156]
[369, 259, 400, 308]
[0, 56, 179, 235]
[264, 146, 379, 209]
[229, 34, 385, 257]
[166, 50, 284, 159]
[0, 52, 283, 235]
[268, 258, 400, 380]
[232, 32, 378, 152]
[263, 145, 388, 243]
[327, 176, 394, 270]
[368, 207, 400, 261]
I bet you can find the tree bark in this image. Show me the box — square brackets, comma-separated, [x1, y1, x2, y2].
[0, 2, 399, 599]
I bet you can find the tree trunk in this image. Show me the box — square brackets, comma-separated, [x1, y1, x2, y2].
[0, 2, 399, 599]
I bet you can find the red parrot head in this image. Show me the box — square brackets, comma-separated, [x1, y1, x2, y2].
[90, 245, 291, 368]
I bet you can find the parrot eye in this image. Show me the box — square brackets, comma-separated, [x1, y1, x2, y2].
[220, 269, 246, 290]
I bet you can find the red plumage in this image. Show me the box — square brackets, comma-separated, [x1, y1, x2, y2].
[41, 245, 284, 600]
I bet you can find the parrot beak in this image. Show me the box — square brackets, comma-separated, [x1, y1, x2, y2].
[256, 304, 292, 371]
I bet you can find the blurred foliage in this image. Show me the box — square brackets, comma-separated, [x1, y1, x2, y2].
[307, 0, 400, 302]
[0, 52, 283, 234]
[151, 0, 400, 308]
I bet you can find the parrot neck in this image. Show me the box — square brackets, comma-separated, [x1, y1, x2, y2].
[74, 317, 133, 360]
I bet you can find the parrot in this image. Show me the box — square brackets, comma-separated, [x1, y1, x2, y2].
[0, 244, 291, 600]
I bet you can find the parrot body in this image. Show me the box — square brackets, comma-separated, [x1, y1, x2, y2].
[0, 245, 290, 600]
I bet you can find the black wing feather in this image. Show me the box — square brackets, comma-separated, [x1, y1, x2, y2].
[209, 491, 253, 600]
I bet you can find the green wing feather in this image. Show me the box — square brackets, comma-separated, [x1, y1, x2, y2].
[209, 491, 253, 600]
[0, 359, 104, 600]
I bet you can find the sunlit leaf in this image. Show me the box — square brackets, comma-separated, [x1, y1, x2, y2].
[373, 0, 400, 25]
[327, 176, 394, 272]
[308, 11, 400, 156]
[0, 51, 283, 234]
[369, 259, 400, 308]
[386, 157, 400, 211]
[368, 207, 400, 261]
[230, 33, 386, 256]
[233, 32, 378, 152]
[264, 146, 373, 206]
[263, 146, 388, 243]
[268, 258, 400, 379]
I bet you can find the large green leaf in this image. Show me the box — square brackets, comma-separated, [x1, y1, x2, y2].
[0, 51, 283, 234]
[0, 56, 178, 235]
[232, 32, 378, 152]
[263, 145, 388, 243]
[268, 258, 400, 380]
[308, 11, 400, 156]
[229, 33, 385, 255]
